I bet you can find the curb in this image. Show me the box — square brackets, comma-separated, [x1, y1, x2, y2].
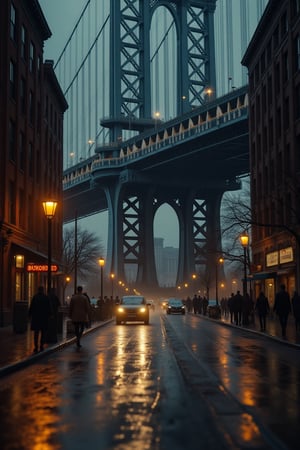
[190, 312, 300, 348]
[0, 319, 113, 378]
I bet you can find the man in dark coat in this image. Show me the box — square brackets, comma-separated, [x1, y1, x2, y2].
[28, 286, 52, 352]
[255, 291, 270, 332]
[232, 290, 243, 326]
[273, 284, 291, 337]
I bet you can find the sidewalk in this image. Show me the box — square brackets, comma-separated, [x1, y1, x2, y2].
[0, 311, 299, 378]
[206, 310, 300, 346]
[0, 318, 113, 377]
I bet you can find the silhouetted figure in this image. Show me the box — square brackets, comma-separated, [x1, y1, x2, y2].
[192, 294, 198, 314]
[255, 291, 270, 332]
[69, 286, 91, 347]
[273, 284, 291, 337]
[232, 291, 243, 325]
[28, 286, 51, 353]
[291, 291, 300, 332]
[202, 297, 208, 315]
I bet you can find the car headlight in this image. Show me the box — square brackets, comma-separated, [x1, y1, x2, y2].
[118, 307, 125, 313]
[139, 307, 146, 313]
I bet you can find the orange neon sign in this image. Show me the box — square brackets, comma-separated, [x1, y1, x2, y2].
[26, 263, 59, 272]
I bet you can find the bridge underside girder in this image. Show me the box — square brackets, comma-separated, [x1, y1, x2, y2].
[100, 177, 235, 290]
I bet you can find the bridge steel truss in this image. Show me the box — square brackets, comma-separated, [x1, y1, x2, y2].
[103, 177, 226, 290]
[108, 0, 217, 142]
[64, 86, 248, 290]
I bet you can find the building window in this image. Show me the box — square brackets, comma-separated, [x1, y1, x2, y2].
[295, 35, 300, 71]
[275, 63, 280, 93]
[28, 143, 33, 177]
[9, 181, 16, 224]
[283, 52, 289, 82]
[29, 90, 34, 124]
[45, 95, 48, 118]
[9, 60, 16, 100]
[10, 3, 16, 41]
[21, 25, 26, 60]
[19, 131, 25, 171]
[37, 101, 41, 132]
[29, 41, 35, 72]
[19, 189, 25, 228]
[9, 119, 16, 161]
[20, 78, 26, 114]
[295, 84, 300, 118]
[276, 107, 282, 138]
[284, 97, 290, 130]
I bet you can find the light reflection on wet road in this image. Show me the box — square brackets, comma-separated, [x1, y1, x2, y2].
[0, 310, 299, 449]
[164, 313, 300, 449]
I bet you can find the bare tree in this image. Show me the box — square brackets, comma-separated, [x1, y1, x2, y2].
[221, 178, 251, 267]
[62, 226, 104, 281]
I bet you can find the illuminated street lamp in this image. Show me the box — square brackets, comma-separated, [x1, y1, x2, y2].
[239, 232, 249, 298]
[204, 87, 213, 102]
[215, 257, 224, 305]
[63, 276, 71, 304]
[42, 200, 58, 293]
[98, 257, 105, 301]
[110, 273, 115, 298]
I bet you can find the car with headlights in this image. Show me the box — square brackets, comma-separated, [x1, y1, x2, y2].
[116, 295, 149, 325]
[166, 298, 185, 315]
[207, 299, 221, 319]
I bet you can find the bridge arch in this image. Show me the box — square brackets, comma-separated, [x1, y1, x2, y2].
[107, 0, 217, 142]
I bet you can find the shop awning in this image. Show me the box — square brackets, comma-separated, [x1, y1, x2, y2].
[250, 272, 277, 280]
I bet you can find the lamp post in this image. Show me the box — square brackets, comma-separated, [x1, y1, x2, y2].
[240, 232, 249, 299]
[63, 276, 71, 304]
[110, 273, 115, 298]
[192, 273, 197, 294]
[42, 201, 57, 294]
[98, 257, 105, 301]
[215, 257, 224, 305]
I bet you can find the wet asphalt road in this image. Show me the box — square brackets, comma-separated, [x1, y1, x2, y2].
[0, 310, 299, 450]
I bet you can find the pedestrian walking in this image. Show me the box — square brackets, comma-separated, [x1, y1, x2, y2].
[291, 291, 300, 332]
[255, 291, 270, 331]
[69, 286, 91, 348]
[232, 290, 243, 326]
[28, 286, 52, 353]
[192, 294, 198, 314]
[273, 284, 291, 337]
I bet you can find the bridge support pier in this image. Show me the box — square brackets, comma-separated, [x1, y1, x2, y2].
[104, 178, 225, 294]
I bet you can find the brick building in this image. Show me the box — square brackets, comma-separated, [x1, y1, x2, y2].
[242, 0, 300, 305]
[0, 0, 67, 325]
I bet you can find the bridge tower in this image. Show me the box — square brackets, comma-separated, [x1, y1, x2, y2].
[95, 0, 227, 292]
[103, 0, 217, 142]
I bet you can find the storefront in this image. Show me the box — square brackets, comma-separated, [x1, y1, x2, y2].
[252, 246, 296, 307]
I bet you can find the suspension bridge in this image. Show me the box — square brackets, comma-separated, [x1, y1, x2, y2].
[50, 0, 267, 289]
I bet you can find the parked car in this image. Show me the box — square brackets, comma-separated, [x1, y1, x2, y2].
[207, 299, 221, 319]
[166, 298, 185, 315]
[116, 295, 149, 325]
